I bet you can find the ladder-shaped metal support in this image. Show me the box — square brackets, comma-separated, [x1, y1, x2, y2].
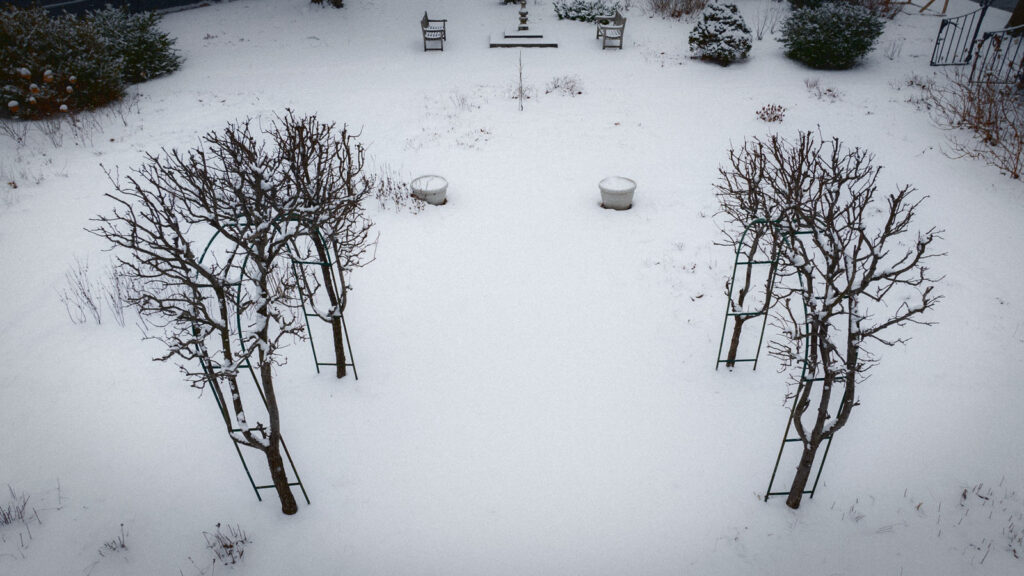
[197, 229, 310, 506]
[716, 219, 780, 370]
[764, 264, 839, 503]
[764, 374, 837, 502]
[202, 356, 311, 506]
[289, 245, 359, 380]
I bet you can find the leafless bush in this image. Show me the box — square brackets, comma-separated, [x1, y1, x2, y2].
[545, 74, 584, 96]
[0, 486, 30, 527]
[104, 265, 132, 327]
[449, 91, 477, 113]
[0, 119, 29, 147]
[109, 90, 141, 127]
[204, 523, 249, 565]
[59, 256, 103, 324]
[65, 113, 102, 147]
[58, 257, 132, 326]
[885, 36, 904, 61]
[370, 163, 424, 214]
[37, 116, 64, 147]
[856, 0, 901, 18]
[756, 103, 786, 122]
[98, 523, 128, 557]
[921, 69, 1024, 179]
[805, 77, 842, 101]
[647, 0, 706, 18]
[753, 0, 785, 41]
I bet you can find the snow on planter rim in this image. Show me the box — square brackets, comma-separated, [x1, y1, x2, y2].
[599, 176, 636, 192]
[411, 175, 448, 193]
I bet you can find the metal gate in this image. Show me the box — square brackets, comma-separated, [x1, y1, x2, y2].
[931, 0, 992, 66]
[970, 25, 1024, 84]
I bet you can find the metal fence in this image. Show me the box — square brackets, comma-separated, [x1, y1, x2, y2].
[930, 0, 992, 66]
[970, 25, 1024, 85]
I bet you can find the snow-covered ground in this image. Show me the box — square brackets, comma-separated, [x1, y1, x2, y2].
[1, 1, 1022, 574]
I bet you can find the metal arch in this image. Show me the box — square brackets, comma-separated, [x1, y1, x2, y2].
[764, 228, 835, 503]
[195, 225, 310, 506]
[285, 228, 359, 380]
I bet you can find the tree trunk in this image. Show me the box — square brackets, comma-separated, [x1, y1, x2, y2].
[1009, 0, 1024, 28]
[312, 235, 347, 378]
[725, 228, 766, 367]
[725, 316, 748, 367]
[786, 320, 832, 510]
[786, 441, 819, 509]
[257, 275, 299, 515]
[265, 439, 298, 515]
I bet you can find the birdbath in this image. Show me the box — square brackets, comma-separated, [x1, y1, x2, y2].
[411, 175, 448, 206]
[598, 176, 636, 210]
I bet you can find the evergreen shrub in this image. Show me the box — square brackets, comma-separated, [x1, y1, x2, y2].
[1, 6, 123, 118]
[1, 5, 181, 119]
[688, 2, 752, 66]
[553, 0, 623, 22]
[86, 7, 182, 83]
[779, 2, 884, 70]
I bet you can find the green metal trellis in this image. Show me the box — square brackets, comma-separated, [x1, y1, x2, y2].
[287, 231, 358, 380]
[197, 227, 310, 506]
[715, 219, 780, 371]
[714, 219, 837, 501]
[763, 241, 835, 503]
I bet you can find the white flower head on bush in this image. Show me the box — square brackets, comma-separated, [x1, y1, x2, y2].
[688, 2, 752, 66]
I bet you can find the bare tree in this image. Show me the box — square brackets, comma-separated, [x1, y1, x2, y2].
[714, 134, 820, 367]
[92, 119, 310, 515]
[757, 134, 943, 509]
[270, 111, 375, 379]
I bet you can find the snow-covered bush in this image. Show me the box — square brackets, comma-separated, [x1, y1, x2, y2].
[553, 0, 623, 22]
[779, 2, 884, 70]
[85, 6, 182, 83]
[688, 2, 752, 66]
[1, 5, 180, 118]
[648, 0, 708, 19]
[0, 6, 124, 118]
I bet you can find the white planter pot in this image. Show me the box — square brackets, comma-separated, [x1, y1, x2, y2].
[599, 176, 636, 210]
[411, 175, 448, 206]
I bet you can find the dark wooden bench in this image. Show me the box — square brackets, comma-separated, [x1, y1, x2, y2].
[596, 10, 626, 50]
[421, 12, 447, 52]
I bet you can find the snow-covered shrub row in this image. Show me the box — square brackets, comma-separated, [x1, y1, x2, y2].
[86, 7, 182, 84]
[688, 2, 752, 66]
[1, 6, 123, 118]
[647, 0, 708, 19]
[0, 5, 180, 119]
[779, 2, 884, 70]
[552, 0, 623, 22]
